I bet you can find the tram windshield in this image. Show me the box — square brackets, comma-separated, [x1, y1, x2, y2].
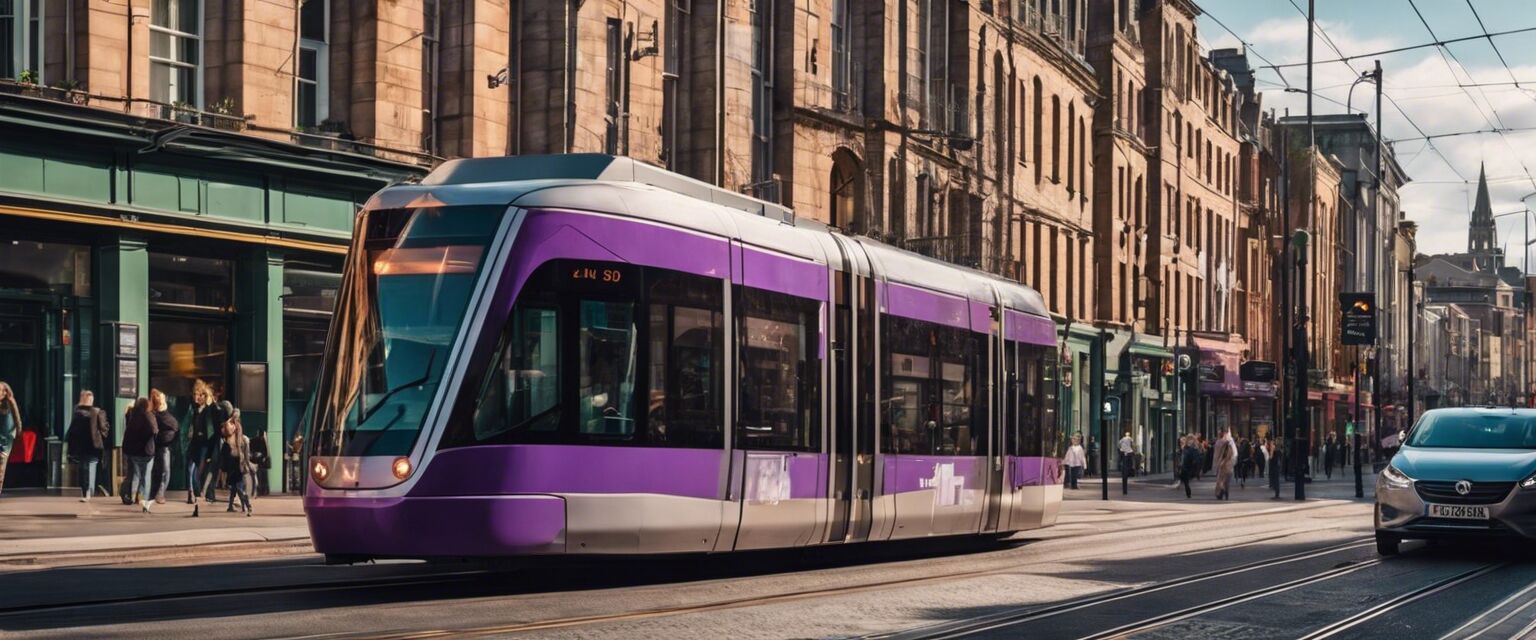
[311, 204, 504, 457]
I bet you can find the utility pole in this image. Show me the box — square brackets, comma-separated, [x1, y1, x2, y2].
[1093, 330, 1108, 501]
[1296, 0, 1315, 502]
[1407, 260, 1416, 423]
[1360, 59, 1381, 500]
[1277, 112, 1290, 501]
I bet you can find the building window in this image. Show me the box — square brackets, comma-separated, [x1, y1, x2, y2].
[0, 0, 42, 81]
[296, 0, 329, 128]
[830, 0, 851, 107]
[750, 0, 774, 184]
[605, 18, 624, 155]
[421, 0, 439, 153]
[149, 253, 232, 311]
[150, 0, 202, 106]
[662, 0, 687, 169]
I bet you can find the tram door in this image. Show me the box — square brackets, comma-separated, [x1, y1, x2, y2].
[982, 304, 1005, 532]
[827, 239, 875, 543]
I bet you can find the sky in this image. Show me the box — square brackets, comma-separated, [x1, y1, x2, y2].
[1194, 0, 1536, 264]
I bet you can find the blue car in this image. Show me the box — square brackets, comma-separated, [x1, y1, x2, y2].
[1375, 408, 1536, 555]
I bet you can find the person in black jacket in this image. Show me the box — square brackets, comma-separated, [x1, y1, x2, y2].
[250, 431, 271, 497]
[65, 390, 110, 502]
[148, 389, 180, 504]
[185, 380, 221, 504]
[1178, 434, 1202, 499]
[210, 407, 255, 515]
[121, 397, 158, 512]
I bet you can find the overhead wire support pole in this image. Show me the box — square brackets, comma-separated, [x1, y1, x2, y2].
[1361, 59, 1381, 501]
[1296, 0, 1314, 502]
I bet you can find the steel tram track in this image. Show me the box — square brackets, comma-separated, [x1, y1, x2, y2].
[1439, 577, 1536, 640]
[1073, 560, 1505, 640]
[0, 499, 1361, 630]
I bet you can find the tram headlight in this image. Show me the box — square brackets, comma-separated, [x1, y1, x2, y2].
[392, 457, 413, 481]
[311, 459, 330, 483]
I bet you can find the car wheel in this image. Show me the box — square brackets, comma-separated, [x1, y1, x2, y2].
[1375, 532, 1400, 556]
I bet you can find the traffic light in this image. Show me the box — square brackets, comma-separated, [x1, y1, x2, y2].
[1339, 292, 1377, 345]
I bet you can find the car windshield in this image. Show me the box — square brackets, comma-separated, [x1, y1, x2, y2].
[1406, 412, 1536, 449]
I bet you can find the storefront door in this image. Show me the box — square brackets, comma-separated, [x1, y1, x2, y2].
[0, 303, 49, 487]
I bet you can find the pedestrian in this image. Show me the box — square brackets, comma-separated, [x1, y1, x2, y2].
[1063, 434, 1086, 490]
[1322, 432, 1333, 479]
[121, 396, 158, 513]
[1178, 435, 1201, 499]
[1117, 431, 1135, 494]
[1196, 433, 1209, 480]
[1213, 428, 1237, 500]
[148, 389, 179, 504]
[210, 407, 255, 516]
[1236, 437, 1251, 488]
[1254, 437, 1266, 478]
[251, 430, 271, 497]
[0, 381, 21, 497]
[195, 390, 231, 504]
[65, 390, 110, 502]
[184, 380, 217, 504]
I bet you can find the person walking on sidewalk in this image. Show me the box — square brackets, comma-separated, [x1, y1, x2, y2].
[1178, 435, 1201, 499]
[0, 381, 20, 497]
[1117, 432, 1135, 494]
[211, 407, 255, 516]
[1236, 437, 1252, 489]
[1063, 434, 1086, 490]
[1213, 428, 1237, 500]
[66, 391, 110, 501]
[148, 390, 180, 504]
[1324, 432, 1339, 480]
[185, 380, 218, 504]
[122, 397, 158, 513]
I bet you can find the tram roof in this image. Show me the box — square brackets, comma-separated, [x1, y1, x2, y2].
[379, 154, 1050, 320]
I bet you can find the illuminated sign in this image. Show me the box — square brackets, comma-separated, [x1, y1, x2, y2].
[570, 265, 625, 284]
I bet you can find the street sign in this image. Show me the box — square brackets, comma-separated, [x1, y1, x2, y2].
[1103, 396, 1121, 421]
[1339, 292, 1377, 345]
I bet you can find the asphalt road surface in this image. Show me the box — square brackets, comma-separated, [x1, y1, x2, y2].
[3, 495, 1534, 639]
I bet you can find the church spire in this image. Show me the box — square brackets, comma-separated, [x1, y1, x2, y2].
[1469, 162, 1498, 260]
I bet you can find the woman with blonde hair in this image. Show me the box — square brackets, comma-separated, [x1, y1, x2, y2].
[185, 380, 220, 504]
[0, 381, 21, 496]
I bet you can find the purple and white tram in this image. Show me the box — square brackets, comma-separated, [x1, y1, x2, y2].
[304, 155, 1065, 561]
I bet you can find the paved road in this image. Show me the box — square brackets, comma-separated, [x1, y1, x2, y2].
[2, 476, 1532, 639]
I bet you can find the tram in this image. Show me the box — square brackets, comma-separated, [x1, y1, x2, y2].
[304, 154, 1065, 561]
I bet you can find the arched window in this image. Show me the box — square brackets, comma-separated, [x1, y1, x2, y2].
[829, 149, 863, 231]
[1066, 101, 1076, 192]
[1051, 94, 1061, 184]
[1033, 76, 1044, 183]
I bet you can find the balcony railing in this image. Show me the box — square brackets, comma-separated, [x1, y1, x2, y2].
[902, 233, 1010, 275]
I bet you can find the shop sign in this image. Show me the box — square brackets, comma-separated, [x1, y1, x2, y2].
[1198, 363, 1224, 383]
[114, 323, 139, 358]
[1240, 360, 1277, 382]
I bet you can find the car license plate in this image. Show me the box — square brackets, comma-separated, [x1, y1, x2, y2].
[1427, 504, 1490, 520]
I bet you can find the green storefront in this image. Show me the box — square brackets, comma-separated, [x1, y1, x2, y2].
[0, 92, 427, 495]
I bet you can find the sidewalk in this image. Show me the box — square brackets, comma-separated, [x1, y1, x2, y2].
[0, 490, 312, 568]
[1070, 467, 1379, 502]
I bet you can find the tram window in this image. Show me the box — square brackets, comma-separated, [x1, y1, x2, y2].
[647, 271, 724, 448]
[578, 300, 640, 439]
[881, 314, 980, 456]
[1017, 343, 1045, 457]
[736, 287, 821, 452]
[472, 306, 562, 441]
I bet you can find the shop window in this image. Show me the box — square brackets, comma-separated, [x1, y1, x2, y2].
[282, 268, 339, 317]
[0, 240, 89, 296]
[149, 319, 230, 414]
[150, 253, 232, 311]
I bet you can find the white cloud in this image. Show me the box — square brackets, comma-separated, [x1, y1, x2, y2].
[1202, 13, 1536, 262]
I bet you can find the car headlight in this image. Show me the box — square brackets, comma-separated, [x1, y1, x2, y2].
[1522, 472, 1536, 490]
[1382, 464, 1413, 490]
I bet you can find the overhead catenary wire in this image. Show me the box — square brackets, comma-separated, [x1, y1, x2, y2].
[1259, 24, 1536, 70]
